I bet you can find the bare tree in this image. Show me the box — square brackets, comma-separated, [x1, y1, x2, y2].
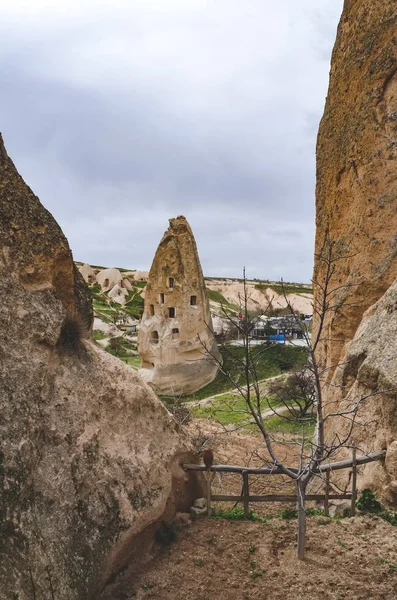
[267, 369, 315, 420]
[200, 235, 384, 559]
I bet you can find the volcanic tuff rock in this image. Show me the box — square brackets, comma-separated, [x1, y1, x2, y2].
[79, 262, 97, 285]
[313, 0, 397, 498]
[138, 216, 221, 395]
[325, 278, 397, 501]
[0, 135, 198, 599]
[314, 0, 397, 373]
[96, 267, 123, 291]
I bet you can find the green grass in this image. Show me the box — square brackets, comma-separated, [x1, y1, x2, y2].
[192, 392, 280, 425]
[262, 415, 316, 435]
[255, 283, 312, 296]
[92, 331, 108, 341]
[121, 355, 141, 370]
[192, 393, 316, 434]
[90, 284, 144, 321]
[181, 344, 307, 402]
[206, 289, 240, 312]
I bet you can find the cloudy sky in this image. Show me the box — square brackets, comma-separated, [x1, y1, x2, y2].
[1, 0, 343, 282]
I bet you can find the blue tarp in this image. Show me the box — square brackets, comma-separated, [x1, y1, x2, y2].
[269, 334, 285, 341]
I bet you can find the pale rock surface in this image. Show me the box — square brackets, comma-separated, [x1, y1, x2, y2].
[313, 0, 397, 500]
[314, 0, 397, 374]
[138, 216, 221, 395]
[206, 280, 313, 315]
[79, 263, 97, 284]
[122, 278, 133, 290]
[0, 135, 200, 599]
[97, 268, 123, 292]
[132, 270, 149, 281]
[108, 283, 128, 304]
[324, 279, 397, 502]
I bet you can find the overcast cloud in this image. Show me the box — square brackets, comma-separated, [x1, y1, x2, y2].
[0, 0, 343, 281]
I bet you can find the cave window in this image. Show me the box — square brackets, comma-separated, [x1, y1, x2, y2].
[159, 293, 165, 304]
[190, 295, 197, 306]
[172, 327, 179, 339]
[168, 277, 175, 289]
[168, 307, 175, 318]
[88, 275, 94, 284]
[150, 331, 159, 344]
[149, 304, 155, 316]
[104, 278, 109, 288]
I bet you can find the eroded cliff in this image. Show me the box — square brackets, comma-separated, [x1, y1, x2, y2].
[0, 135, 198, 599]
[314, 0, 397, 372]
[314, 0, 397, 499]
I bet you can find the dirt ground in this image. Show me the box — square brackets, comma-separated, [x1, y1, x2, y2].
[106, 418, 397, 600]
[108, 515, 397, 600]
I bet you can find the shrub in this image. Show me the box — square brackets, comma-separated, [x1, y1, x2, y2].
[356, 489, 382, 514]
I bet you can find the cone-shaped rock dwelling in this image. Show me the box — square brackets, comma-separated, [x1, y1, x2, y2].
[138, 216, 221, 395]
[0, 136, 199, 599]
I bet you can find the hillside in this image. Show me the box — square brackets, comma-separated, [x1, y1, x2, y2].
[76, 262, 313, 325]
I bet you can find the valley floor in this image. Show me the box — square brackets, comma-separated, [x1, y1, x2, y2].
[123, 515, 397, 600]
[104, 418, 397, 600]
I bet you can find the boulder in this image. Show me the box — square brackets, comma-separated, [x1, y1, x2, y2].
[138, 216, 221, 395]
[0, 134, 201, 599]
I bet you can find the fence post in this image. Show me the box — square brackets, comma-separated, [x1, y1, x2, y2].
[324, 470, 330, 517]
[207, 472, 213, 517]
[243, 471, 249, 517]
[351, 445, 357, 516]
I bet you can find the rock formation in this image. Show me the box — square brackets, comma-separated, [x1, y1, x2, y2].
[314, 0, 397, 373]
[326, 280, 397, 502]
[0, 135, 199, 599]
[96, 267, 123, 291]
[108, 283, 128, 304]
[314, 0, 397, 498]
[79, 262, 97, 284]
[138, 216, 221, 395]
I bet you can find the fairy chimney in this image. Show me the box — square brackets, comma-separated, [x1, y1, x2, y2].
[138, 216, 221, 395]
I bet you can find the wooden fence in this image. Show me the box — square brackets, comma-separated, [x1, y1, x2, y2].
[184, 450, 385, 518]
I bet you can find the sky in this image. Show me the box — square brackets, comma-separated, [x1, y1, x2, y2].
[0, 0, 344, 282]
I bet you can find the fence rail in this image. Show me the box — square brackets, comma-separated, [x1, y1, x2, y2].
[183, 450, 385, 518]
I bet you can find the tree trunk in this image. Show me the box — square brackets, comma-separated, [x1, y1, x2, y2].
[296, 480, 306, 560]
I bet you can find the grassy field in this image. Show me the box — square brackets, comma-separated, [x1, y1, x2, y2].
[255, 282, 313, 296]
[90, 283, 144, 321]
[181, 344, 307, 402]
[191, 390, 316, 435]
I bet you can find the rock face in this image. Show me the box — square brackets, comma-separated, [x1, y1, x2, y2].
[314, 0, 397, 373]
[138, 216, 220, 395]
[325, 279, 397, 502]
[97, 268, 123, 292]
[79, 263, 97, 284]
[0, 135, 199, 599]
[314, 1, 397, 498]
